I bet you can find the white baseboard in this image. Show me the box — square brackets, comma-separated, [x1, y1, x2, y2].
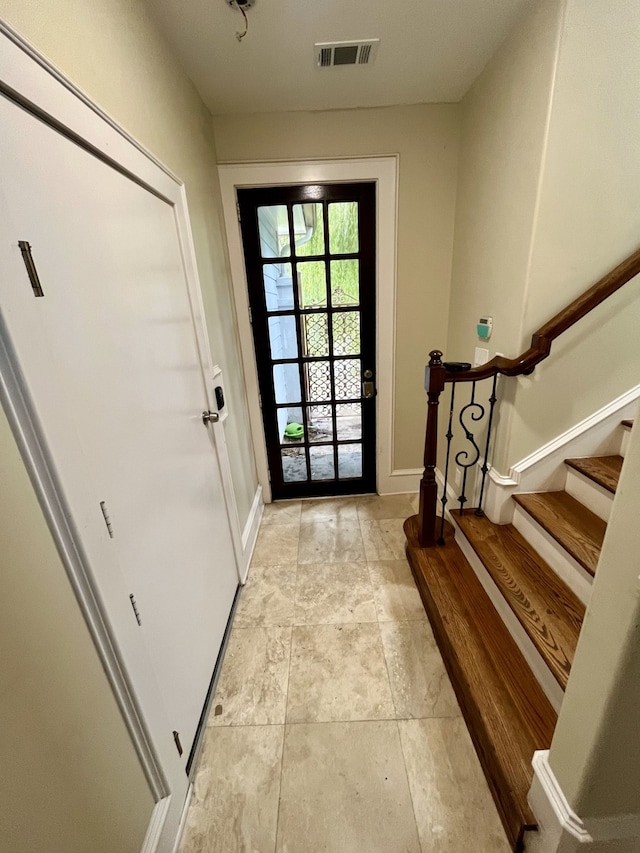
[141, 796, 172, 853]
[378, 467, 423, 495]
[169, 784, 194, 853]
[527, 751, 592, 851]
[239, 485, 264, 584]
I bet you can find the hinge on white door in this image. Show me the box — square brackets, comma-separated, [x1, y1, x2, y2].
[236, 201, 241, 222]
[129, 594, 142, 626]
[248, 306, 253, 324]
[18, 241, 45, 297]
[257, 391, 262, 408]
[99, 501, 114, 538]
[173, 730, 183, 757]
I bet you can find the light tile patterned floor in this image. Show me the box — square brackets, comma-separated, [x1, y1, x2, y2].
[179, 494, 510, 853]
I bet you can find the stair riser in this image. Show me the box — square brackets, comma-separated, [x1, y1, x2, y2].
[512, 506, 593, 608]
[620, 426, 631, 458]
[564, 468, 614, 522]
[452, 523, 565, 713]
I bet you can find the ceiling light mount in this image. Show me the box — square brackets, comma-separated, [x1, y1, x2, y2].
[226, 0, 254, 7]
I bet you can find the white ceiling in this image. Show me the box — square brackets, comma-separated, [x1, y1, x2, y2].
[145, 0, 533, 115]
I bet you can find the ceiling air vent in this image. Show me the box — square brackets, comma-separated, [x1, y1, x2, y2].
[315, 40, 379, 68]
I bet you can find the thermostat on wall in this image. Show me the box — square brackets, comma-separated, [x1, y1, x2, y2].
[477, 316, 493, 340]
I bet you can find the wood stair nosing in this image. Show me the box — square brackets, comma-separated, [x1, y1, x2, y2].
[451, 510, 585, 692]
[404, 515, 557, 852]
[564, 455, 623, 495]
[512, 490, 605, 578]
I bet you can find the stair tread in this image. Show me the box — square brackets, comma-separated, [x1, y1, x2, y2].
[621, 419, 634, 429]
[512, 490, 605, 577]
[565, 455, 623, 494]
[452, 511, 585, 691]
[405, 515, 556, 851]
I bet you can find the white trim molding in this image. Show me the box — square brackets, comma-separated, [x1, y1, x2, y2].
[239, 485, 264, 583]
[382, 467, 422, 495]
[218, 157, 398, 501]
[527, 751, 640, 851]
[527, 751, 593, 851]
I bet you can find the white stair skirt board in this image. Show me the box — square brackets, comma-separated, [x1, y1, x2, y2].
[564, 469, 614, 523]
[239, 486, 264, 584]
[451, 520, 565, 713]
[512, 506, 593, 607]
[481, 386, 639, 524]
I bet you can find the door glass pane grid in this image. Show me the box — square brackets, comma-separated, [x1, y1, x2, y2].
[333, 359, 361, 401]
[301, 312, 329, 358]
[331, 311, 360, 356]
[330, 260, 359, 307]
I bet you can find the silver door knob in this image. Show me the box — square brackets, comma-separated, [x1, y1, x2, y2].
[202, 410, 220, 425]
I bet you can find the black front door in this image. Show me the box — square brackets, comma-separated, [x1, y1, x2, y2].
[238, 182, 377, 499]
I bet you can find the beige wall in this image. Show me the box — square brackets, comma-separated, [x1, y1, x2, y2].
[213, 105, 460, 471]
[0, 0, 257, 526]
[507, 0, 640, 465]
[0, 409, 153, 853]
[446, 0, 564, 471]
[448, 0, 640, 472]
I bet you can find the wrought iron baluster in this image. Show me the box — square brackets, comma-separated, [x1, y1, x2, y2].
[475, 374, 498, 517]
[439, 382, 456, 545]
[455, 381, 484, 513]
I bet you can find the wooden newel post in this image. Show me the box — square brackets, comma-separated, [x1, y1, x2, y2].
[418, 350, 446, 547]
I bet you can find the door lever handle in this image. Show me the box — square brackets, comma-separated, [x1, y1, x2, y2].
[202, 410, 220, 425]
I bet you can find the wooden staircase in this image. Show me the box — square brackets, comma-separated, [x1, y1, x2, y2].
[404, 420, 632, 852]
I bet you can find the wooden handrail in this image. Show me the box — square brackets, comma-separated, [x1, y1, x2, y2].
[443, 246, 640, 383]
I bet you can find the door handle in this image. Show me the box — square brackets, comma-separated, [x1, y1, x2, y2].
[362, 381, 376, 399]
[202, 410, 220, 425]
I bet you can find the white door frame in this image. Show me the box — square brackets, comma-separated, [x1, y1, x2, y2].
[0, 20, 241, 852]
[219, 157, 400, 501]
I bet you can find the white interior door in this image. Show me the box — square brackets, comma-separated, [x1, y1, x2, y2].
[0, 95, 239, 762]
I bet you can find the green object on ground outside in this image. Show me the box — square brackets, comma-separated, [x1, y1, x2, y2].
[284, 422, 304, 439]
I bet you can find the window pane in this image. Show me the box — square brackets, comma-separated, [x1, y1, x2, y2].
[338, 444, 362, 478]
[336, 403, 361, 440]
[333, 359, 360, 400]
[264, 262, 293, 311]
[273, 363, 301, 404]
[310, 446, 335, 480]
[301, 313, 329, 357]
[282, 447, 308, 482]
[332, 312, 360, 355]
[277, 406, 304, 444]
[297, 261, 327, 308]
[305, 361, 331, 402]
[330, 260, 359, 306]
[293, 203, 325, 256]
[268, 315, 298, 360]
[258, 205, 290, 259]
[328, 202, 358, 254]
[307, 405, 333, 443]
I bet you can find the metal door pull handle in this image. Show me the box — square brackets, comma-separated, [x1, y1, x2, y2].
[202, 410, 220, 424]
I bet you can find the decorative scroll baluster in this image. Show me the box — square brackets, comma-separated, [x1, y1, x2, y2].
[418, 350, 445, 547]
[475, 374, 498, 517]
[438, 382, 456, 546]
[455, 381, 483, 514]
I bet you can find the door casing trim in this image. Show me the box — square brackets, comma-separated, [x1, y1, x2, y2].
[219, 157, 399, 500]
